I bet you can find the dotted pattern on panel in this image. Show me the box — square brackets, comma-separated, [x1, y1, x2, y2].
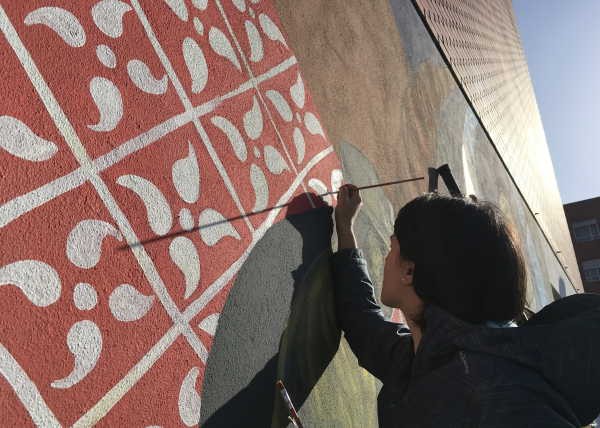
[415, 0, 580, 289]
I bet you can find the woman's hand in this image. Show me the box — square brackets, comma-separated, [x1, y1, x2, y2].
[335, 184, 362, 249]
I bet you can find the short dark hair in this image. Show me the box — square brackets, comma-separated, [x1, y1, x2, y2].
[393, 193, 527, 325]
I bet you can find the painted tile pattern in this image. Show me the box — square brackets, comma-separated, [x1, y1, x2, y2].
[0, 1, 340, 426]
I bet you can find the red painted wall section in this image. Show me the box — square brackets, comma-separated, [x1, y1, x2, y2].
[0, 1, 340, 426]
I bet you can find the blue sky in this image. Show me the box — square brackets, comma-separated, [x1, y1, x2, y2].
[513, 0, 600, 204]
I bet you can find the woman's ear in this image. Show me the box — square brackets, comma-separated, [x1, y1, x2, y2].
[402, 260, 415, 285]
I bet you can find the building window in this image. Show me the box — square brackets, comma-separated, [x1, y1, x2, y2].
[582, 259, 600, 282]
[572, 219, 600, 242]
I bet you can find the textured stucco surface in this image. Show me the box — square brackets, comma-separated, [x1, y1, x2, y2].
[0, 0, 576, 426]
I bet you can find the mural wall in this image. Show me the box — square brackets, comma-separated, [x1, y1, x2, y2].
[0, 0, 579, 427]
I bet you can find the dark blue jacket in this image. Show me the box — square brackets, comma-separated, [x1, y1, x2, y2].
[332, 248, 600, 427]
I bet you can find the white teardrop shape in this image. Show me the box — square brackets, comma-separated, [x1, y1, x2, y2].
[232, 0, 246, 12]
[73, 283, 97, 311]
[88, 77, 123, 132]
[66, 219, 123, 269]
[263, 146, 289, 175]
[308, 178, 332, 204]
[127, 59, 168, 95]
[164, 0, 188, 21]
[179, 367, 201, 427]
[245, 20, 264, 63]
[51, 320, 102, 389]
[258, 13, 287, 47]
[179, 208, 194, 231]
[193, 17, 204, 35]
[250, 164, 268, 212]
[109, 284, 154, 322]
[116, 175, 173, 236]
[91, 0, 132, 38]
[0, 260, 61, 307]
[96, 44, 116, 68]
[169, 237, 201, 299]
[198, 209, 241, 246]
[182, 37, 208, 94]
[208, 27, 241, 71]
[330, 169, 344, 193]
[0, 116, 58, 162]
[172, 142, 200, 204]
[304, 112, 325, 138]
[292, 127, 305, 164]
[24, 7, 86, 48]
[211, 116, 247, 162]
[290, 73, 305, 109]
[265, 90, 292, 122]
[191, 0, 209, 10]
[243, 96, 263, 140]
[198, 313, 219, 335]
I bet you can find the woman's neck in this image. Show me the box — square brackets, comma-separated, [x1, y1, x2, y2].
[406, 317, 422, 354]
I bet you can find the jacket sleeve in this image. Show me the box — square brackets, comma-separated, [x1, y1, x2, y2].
[332, 248, 414, 382]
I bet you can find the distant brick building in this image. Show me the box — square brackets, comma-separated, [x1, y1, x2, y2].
[564, 197, 600, 293]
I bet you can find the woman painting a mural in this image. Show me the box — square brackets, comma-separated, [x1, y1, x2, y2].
[333, 184, 600, 427]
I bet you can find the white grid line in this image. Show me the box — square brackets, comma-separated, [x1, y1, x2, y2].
[0, 5, 207, 362]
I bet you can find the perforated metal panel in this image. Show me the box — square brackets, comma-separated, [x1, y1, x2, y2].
[414, 0, 580, 289]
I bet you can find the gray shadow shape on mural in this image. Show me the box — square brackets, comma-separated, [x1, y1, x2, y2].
[201, 141, 395, 427]
[200, 196, 339, 427]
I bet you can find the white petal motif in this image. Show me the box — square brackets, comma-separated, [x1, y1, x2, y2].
[304, 112, 325, 138]
[208, 27, 241, 71]
[169, 237, 201, 299]
[263, 146, 289, 175]
[24, 7, 86, 48]
[265, 90, 292, 122]
[331, 169, 344, 193]
[109, 284, 154, 322]
[211, 116, 247, 162]
[245, 20, 264, 63]
[290, 73, 306, 109]
[66, 219, 123, 269]
[179, 208, 195, 231]
[179, 367, 201, 427]
[258, 13, 287, 47]
[0, 116, 58, 162]
[0, 260, 61, 307]
[292, 127, 305, 164]
[172, 142, 200, 204]
[232, 0, 246, 12]
[88, 77, 123, 132]
[198, 313, 220, 335]
[51, 320, 102, 389]
[250, 164, 268, 212]
[243, 96, 263, 140]
[308, 178, 332, 204]
[91, 0, 132, 38]
[164, 0, 188, 21]
[182, 37, 209, 94]
[127, 59, 168, 95]
[193, 17, 204, 36]
[96, 44, 116, 68]
[116, 175, 173, 236]
[198, 209, 241, 246]
[191, 0, 209, 10]
[73, 283, 98, 311]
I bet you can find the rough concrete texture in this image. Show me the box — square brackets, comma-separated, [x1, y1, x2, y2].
[0, 0, 578, 427]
